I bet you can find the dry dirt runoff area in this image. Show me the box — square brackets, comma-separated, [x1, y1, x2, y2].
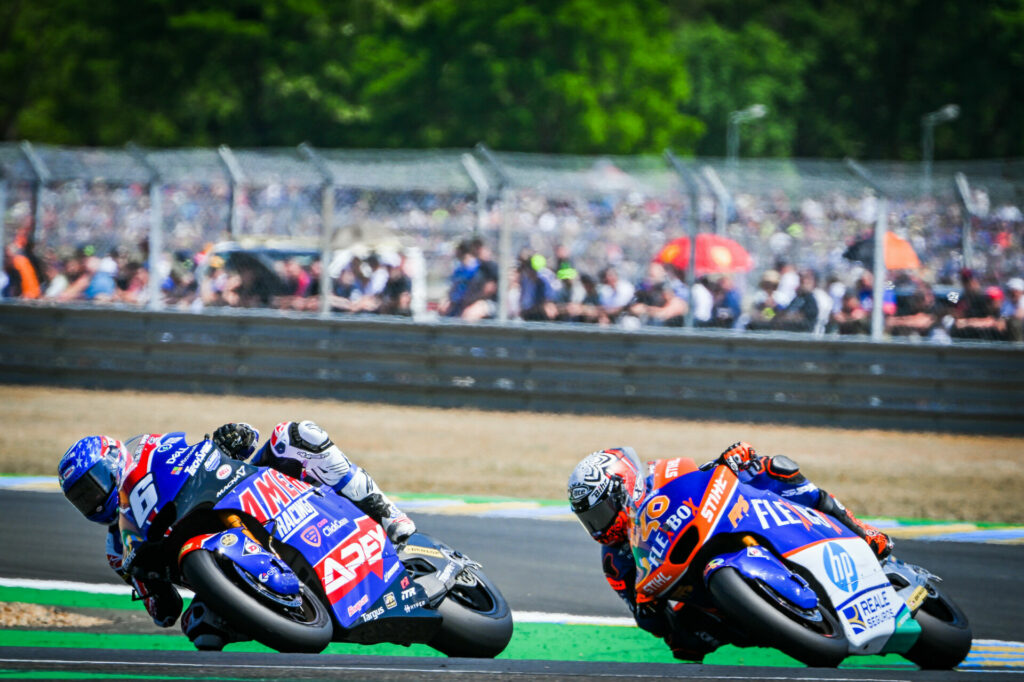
[2, 384, 1021, 523]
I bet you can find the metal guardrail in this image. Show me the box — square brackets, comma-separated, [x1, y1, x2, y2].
[1, 303, 1022, 434]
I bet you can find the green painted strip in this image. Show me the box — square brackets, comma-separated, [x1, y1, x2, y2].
[0, 672, 234, 680]
[0, 625, 915, 669]
[0, 587, 136, 611]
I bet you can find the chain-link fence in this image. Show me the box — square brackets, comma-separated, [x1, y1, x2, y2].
[2, 142, 1022, 343]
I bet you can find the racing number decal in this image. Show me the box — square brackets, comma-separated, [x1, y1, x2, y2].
[639, 495, 670, 542]
[129, 472, 158, 523]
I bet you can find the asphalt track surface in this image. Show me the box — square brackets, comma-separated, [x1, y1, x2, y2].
[2, 489, 1022, 680]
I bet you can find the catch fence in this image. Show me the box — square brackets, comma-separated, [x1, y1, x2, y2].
[1, 142, 1023, 340]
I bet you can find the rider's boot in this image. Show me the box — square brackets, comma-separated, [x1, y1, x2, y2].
[351, 490, 417, 545]
[261, 421, 417, 545]
[662, 603, 725, 662]
[816, 491, 893, 560]
[333, 464, 416, 544]
[181, 600, 248, 651]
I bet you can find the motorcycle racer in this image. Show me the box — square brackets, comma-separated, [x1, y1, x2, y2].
[57, 420, 416, 650]
[566, 443, 894, 662]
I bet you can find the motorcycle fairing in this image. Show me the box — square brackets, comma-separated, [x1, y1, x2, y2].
[215, 469, 402, 629]
[703, 546, 818, 610]
[632, 464, 858, 599]
[191, 528, 301, 600]
[784, 537, 911, 653]
[119, 434, 215, 552]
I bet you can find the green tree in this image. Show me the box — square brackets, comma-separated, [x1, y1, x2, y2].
[342, 0, 703, 153]
[675, 20, 807, 157]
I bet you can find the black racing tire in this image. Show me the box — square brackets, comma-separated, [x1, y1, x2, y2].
[181, 549, 333, 653]
[708, 567, 848, 668]
[904, 586, 972, 670]
[429, 565, 513, 658]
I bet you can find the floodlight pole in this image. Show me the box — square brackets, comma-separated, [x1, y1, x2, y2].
[921, 104, 959, 196]
[845, 158, 890, 341]
[127, 143, 165, 310]
[19, 141, 50, 250]
[726, 104, 768, 170]
[0, 178, 7, 286]
[953, 172, 976, 271]
[299, 143, 336, 317]
[461, 153, 490, 237]
[475, 143, 512, 322]
[217, 145, 246, 240]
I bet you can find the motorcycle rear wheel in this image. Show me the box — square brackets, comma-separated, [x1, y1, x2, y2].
[904, 585, 972, 670]
[708, 566, 848, 668]
[429, 565, 513, 658]
[181, 549, 333, 653]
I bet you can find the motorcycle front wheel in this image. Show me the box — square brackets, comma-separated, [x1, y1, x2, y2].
[181, 549, 333, 653]
[708, 566, 848, 668]
[904, 584, 972, 669]
[428, 564, 513, 658]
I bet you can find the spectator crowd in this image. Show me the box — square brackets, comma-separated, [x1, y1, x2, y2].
[3, 163, 1024, 343]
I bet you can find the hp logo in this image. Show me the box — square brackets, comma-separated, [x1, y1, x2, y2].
[823, 543, 859, 592]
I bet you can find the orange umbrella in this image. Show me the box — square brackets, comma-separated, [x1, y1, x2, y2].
[655, 234, 754, 275]
[883, 232, 921, 270]
[843, 232, 921, 270]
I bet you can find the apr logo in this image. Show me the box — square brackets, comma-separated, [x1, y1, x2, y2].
[823, 543, 859, 592]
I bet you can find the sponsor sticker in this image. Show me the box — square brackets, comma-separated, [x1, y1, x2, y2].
[703, 557, 724, 577]
[204, 451, 222, 472]
[316, 518, 386, 602]
[361, 606, 385, 622]
[347, 594, 370, 617]
[216, 464, 233, 480]
[301, 526, 321, 548]
[403, 545, 444, 559]
[384, 593, 397, 610]
[322, 519, 349, 537]
[403, 600, 426, 613]
[823, 543, 859, 592]
[220, 534, 238, 547]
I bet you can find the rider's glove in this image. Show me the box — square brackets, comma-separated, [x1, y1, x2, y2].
[212, 423, 260, 461]
[130, 577, 182, 628]
[717, 441, 757, 474]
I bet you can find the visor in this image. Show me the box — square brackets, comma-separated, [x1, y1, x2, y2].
[575, 492, 621, 537]
[65, 457, 118, 518]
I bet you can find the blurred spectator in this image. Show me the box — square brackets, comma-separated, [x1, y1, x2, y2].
[708, 276, 741, 329]
[774, 261, 799, 308]
[773, 269, 820, 333]
[518, 253, 559, 321]
[747, 270, 782, 331]
[460, 239, 499, 321]
[831, 293, 870, 335]
[598, 266, 635, 321]
[562, 272, 605, 324]
[1003, 278, 1024, 342]
[628, 262, 687, 327]
[378, 255, 412, 316]
[440, 240, 479, 317]
[691, 276, 714, 327]
[887, 281, 939, 338]
[3, 242, 41, 299]
[951, 269, 1005, 340]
